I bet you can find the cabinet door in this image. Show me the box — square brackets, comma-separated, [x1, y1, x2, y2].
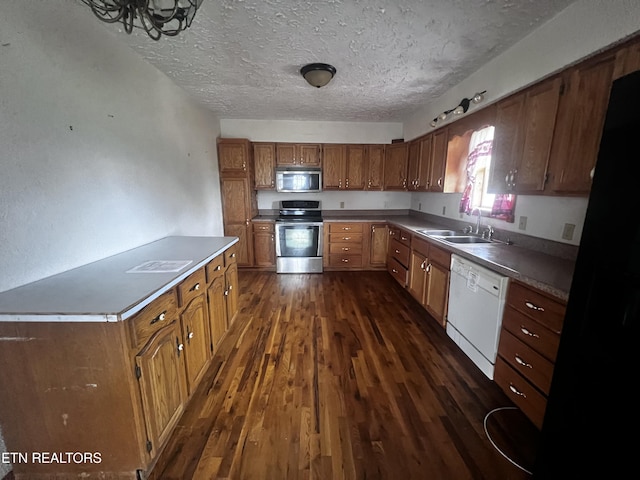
[253, 142, 276, 189]
[383, 143, 408, 190]
[207, 275, 228, 350]
[366, 144, 385, 190]
[221, 177, 252, 225]
[225, 262, 239, 326]
[429, 129, 448, 192]
[425, 262, 449, 327]
[180, 295, 211, 394]
[218, 139, 249, 176]
[322, 144, 345, 189]
[489, 94, 526, 193]
[275, 143, 297, 166]
[407, 140, 421, 190]
[345, 144, 367, 190]
[253, 230, 275, 267]
[368, 223, 389, 267]
[515, 77, 562, 193]
[299, 143, 322, 167]
[416, 135, 433, 191]
[547, 55, 615, 193]
[408, 250, 428, 303]
[135, 322, 188, 457]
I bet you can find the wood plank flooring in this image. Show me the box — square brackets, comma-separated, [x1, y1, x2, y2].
[148, 271, 538, 480]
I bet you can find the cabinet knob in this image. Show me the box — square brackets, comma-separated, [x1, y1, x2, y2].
[341, 258, 349, 263]
[230, 253, 237, 258]
[224, 289, 229, 296]
[342, 247, 350, 251]
[395, 249, 400, 254]
[188, 331, 195, 340]
[191, 283, 200, 292]
[151, 311, 167, 325]
[215, 265, 221, 271]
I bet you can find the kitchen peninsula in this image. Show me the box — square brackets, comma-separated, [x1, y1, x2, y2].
[0, 236, 239, 479]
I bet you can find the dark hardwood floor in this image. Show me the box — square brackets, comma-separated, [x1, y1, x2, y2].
[149, 270, 538, 479]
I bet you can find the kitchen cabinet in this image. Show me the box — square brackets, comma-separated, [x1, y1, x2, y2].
[366, 144, 385, 190]
[489, 76, 562, 194]
[218, 138, 251, 176]
[407, 137, 429, 191]
[368, 223, 389, 268]
[325, 222, 365, 269]
[429, 128, 448, 192]
[218, 138, 257, 267]
[177, 268, 211, 394]
[276, 142, 322, 167]
[253, 142, 276, 190]
[546, 54, 616, 194]
[408, 235, 450, 327]
[387, 226, 411, 286]
[383, 142, 409, 190]
[323, 144, 367, 190]
[252, 220, 276, 268]
[494, 280, 566, 429]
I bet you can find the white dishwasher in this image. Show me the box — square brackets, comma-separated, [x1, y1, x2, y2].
[446, 254, 509, 379]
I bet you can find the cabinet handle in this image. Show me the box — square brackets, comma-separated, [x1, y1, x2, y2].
[215, 265, 222, 271]
[514, 354, 532, 369]
[343, 237, 351, 241]
[342, 247, 350, 251]
[420, 260, 426, 270]
[230, 253, 237, 258]
[508, 383, 526, 398]
[224, 289, 229, 296]
[392, 268, 398, 273]
[525, 301, 545, 312]
[343, 227, 352, 231]
[150, 311, 167, 325]
[437, 177, 443, 188]
[368, 180, 372, 188]
[401, 236, 409, 241]
[176, 338, 184, 356]
[395, 249, 400, 254]
[426, 263, 432, 273]
[520, 326, 540, 338]
[341, 258, 349, 263]
[190, 283, 201, 292]
[188, 331, 195, 340]
[228, 284, 233, 291]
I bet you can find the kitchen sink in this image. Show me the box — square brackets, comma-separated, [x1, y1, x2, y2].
[417, 229, 459, 236]
[440, 236, 493, 244]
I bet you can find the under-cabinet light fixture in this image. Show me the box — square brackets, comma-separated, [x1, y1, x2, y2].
[430, 91, 487, 128]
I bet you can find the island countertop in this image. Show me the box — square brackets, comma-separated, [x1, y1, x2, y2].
[0, 236, 238, 323]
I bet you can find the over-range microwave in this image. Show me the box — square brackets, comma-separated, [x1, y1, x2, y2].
[275, 167, 322, 193]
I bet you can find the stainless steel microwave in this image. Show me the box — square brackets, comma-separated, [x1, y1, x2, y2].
[275, 167, 322, 193]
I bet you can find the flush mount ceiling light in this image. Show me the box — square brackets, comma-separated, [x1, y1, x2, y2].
[80, 0, 204, 41]
[300, 63, 337, 88]
[430, 90, 487, 128]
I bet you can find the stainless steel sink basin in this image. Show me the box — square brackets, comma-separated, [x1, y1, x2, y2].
[417, 229, 459, 237]
[440, 236, 493, 244]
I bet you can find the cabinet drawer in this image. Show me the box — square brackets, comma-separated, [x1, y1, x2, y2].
[253, 222, 275, 233]
[502, 306, 561, 362]
[507, 282, 565, 333]
[177, 268, 206, 308]
[388, 257, 408, 287]
[498, 329, 555, 394]
[328, 222, 364, 233]
[329, 233, 363, 244]
[429, 244, 451, 268]
[328, 254, 363, 268]
[130, 289, 178, 349]
[328, 243, 363, 255]
[389, 238, 410, 267]
[205, 255, 225, 282]
[225, 245, 238, 266]
[494, 356, 547, 429]
[397, 229, 412, 247]
[411, 235, 430, 257]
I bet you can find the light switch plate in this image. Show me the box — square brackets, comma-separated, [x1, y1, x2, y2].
[518, 216, 527, 230]
[562, 223, 575, 240]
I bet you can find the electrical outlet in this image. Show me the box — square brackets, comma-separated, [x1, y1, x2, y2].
[442, 206, 446, 215]
[384, 201, 389, 208]
[518, 216, 527, 231]
[418, 202, 422, 211]
[339, 201, 345, 209]
[562, 223, 575, 240]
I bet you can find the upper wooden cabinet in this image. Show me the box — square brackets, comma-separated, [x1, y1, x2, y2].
[253, 142, 276, 190]
[323, 144, 368, 190]
[366, 144, 385, 190]
[546, 54, 616, 194]
[217, 138, 251, 177]
[276, 142, 322, 167]
[383, 142, 409, 190]
[407, 138, 428, 191]
[430, 129, 448, 192]
[489, 76, 562, 194]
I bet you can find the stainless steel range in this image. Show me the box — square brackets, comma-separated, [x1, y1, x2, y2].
[275, 200, 323, 273]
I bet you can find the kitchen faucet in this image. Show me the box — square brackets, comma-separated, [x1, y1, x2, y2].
[471, 207, 482, 234]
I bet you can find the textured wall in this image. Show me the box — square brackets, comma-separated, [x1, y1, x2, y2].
[0, 3, 224, 296]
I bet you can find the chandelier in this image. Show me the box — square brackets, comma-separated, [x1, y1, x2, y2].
[81, 0, 204, 41]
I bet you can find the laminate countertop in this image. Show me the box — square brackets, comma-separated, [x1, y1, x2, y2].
[0, 236, 238, 323]
[322, 214, 575, 301]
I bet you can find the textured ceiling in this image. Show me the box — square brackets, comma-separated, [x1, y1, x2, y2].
[91, 0, 577, 122]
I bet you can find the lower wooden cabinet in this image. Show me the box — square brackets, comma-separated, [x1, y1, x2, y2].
[386, 226, 411, 286]
[407, 235, 450, 327]
[252, 220, 276, 268]
[0, 243, 239, 479]
[324, 222, 388, 271]
[368, 223, 389, 267]
[495, 280, 566, 429]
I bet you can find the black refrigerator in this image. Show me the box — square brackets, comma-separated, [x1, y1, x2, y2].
[533, 70, 640, 477]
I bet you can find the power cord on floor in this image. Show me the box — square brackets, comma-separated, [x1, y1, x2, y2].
[483, 406, 533, 475]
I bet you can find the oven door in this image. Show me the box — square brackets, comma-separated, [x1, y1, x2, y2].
[275, 222, 323, 257]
